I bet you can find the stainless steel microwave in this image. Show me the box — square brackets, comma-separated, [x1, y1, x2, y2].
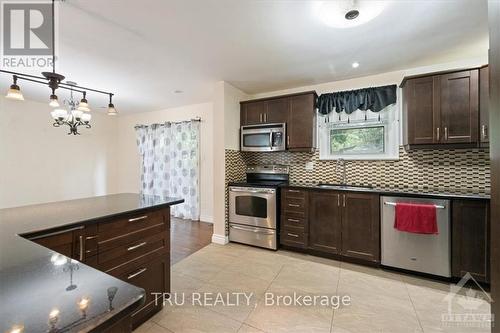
[240, 123, 286, 152]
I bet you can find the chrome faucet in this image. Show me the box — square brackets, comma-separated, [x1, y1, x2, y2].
[336, 158, 347, 185]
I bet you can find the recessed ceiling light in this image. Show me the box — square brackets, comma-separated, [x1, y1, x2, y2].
[174, 90, 183, 94]
[352, 62, 360, 68]
[314, 1, 388, 28]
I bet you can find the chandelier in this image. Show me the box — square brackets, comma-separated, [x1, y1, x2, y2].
[1, 0, 118, 135]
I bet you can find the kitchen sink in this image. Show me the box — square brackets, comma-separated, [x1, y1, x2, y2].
[316, 183, 374, 191]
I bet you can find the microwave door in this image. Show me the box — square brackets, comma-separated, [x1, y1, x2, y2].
[242, 131, 273, 152]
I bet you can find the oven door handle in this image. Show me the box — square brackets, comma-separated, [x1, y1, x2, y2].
[230, 188, 274, 194]
[230, 225, 275, 235]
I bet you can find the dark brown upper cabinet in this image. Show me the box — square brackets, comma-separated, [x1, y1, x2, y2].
[402, 68, 481, 148]
[480, 65, 490, 145]
[452, 199, 490, 283]
[240, 91, 317, 151]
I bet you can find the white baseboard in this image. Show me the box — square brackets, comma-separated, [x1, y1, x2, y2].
[211, 233, 229, 245]
[200, 215, 214, 223]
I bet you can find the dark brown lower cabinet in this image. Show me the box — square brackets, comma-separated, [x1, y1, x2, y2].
[308, 190, 342, 254]
[452, 200, 490, 283]
[27, 207, 171, 329]
[341, 192, 380, 262]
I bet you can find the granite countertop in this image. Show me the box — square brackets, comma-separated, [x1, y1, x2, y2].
[283, 183, 490, 200]
[0, 193, 184, 333]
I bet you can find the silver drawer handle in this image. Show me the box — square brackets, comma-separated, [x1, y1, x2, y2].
[230, 225, 275, 235]
[288, 204, 300, 207]
[127, 242, 147, 251]
[128, 215, 148, 222]
[85, 235, 98, 240]
[288, 218, 300, 222]
[288, 190, 300, 193]
[287, 233, 299, 238]
[127, 268, 147, 280]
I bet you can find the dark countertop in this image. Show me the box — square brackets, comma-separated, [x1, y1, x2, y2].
[0, 193, 184, 333]
[283, 183, 490, 200]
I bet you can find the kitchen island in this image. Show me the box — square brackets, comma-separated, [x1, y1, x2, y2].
[0, 193, 183, 333]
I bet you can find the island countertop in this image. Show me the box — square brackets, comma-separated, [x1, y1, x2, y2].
[0, 193, 184, 333]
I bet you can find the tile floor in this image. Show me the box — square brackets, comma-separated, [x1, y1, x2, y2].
[134, 243, 491, 333]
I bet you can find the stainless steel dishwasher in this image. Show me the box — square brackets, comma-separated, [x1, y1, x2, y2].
[381, 196, 451, 277]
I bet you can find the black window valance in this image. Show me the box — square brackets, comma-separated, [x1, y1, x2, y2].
[317, 84, 397, 115]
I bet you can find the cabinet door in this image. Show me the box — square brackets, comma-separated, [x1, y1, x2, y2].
[341, 193, 380, 263]
[480, 66, 490, 144]
[288, 93, 316, 150]
[452, 200, 490, 283]
[266, 98, 289, 124]
[440, 70, 479, 144]
[241, 101, 266, 126]
[405, 76, 440, 145]
[308, 191, 342, 254]
[32, 230, 75, 258]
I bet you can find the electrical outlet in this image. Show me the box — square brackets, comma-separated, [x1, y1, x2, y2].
[305, 162, 314, 170]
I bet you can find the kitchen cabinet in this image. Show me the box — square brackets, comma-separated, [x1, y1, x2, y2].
[308, 190, 342, 254]
[288, 93, 316, 151]
[240, 91, 317, 151]
[281, 187, 381, 263]
[241, 101, 267, 125]
[480, 65, 490, 145]
[281, 188, 309, 248]
[27, 207, 171, 329]
[341, 192, 380, 262]
[402, 68, 480, 148]
[452, 199, 490, 283]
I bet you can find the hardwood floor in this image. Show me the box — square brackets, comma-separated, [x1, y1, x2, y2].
[170, 217, 213, 264]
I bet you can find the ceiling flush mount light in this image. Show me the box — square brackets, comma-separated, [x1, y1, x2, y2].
[0, 0, 116, 135]
[5, 76, 24, 101]
[352, 62, 360, 68]
[315, 0, 388, 28]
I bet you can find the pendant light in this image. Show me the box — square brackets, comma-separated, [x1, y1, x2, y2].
[5, 76, 24, 101]
[77, 91, 90, 112]
[107, 94, 117, 115]
[49, 88, 60, 107]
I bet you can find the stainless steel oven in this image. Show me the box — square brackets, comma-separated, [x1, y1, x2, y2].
[240, 123, 286, 152]
[229, 187, 277, 229]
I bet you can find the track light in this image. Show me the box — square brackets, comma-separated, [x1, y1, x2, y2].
[107, 94, 117, 116]
[5, 76, 24, 101]
[77, 91, 90, 112]
[49, 89, 60, 107]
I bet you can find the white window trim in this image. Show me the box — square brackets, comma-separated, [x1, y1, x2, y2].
[317, 89, 401, 161]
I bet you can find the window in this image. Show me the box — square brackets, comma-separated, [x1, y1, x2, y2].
[318, 102, 400, 160]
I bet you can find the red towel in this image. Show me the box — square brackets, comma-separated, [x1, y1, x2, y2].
[394, 203, 438, 234]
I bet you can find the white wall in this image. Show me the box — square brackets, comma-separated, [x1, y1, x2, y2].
[0, 96, 118, 209]
[115, 102, 214, 222]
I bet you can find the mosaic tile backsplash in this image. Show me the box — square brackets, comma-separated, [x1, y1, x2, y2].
[226, 147, 491, 194]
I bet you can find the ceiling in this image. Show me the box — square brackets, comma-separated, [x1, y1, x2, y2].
[0, 0, 488, 114]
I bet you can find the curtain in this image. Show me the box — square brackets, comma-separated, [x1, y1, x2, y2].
[318, 84, 397, 115]
[135, 121, 200, 220]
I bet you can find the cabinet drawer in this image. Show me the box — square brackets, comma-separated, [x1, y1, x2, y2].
[282, 214, 306, 229]
[281, 227, 307, 248]
[283, 197, 306, 212]
[84, 224, 99, 255]
[283, 188, 307, 199]
[99, 232, 168, 272]
[98, 209, 165, 242]
[99, 219, 166, 251]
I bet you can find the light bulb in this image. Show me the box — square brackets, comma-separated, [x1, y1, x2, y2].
[107, 103, 117, 116]
[81, 113, 91, 123]
[5, 84, 24, 101]
[49, 94, 59, 107]
[77, 98, 90, 112]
